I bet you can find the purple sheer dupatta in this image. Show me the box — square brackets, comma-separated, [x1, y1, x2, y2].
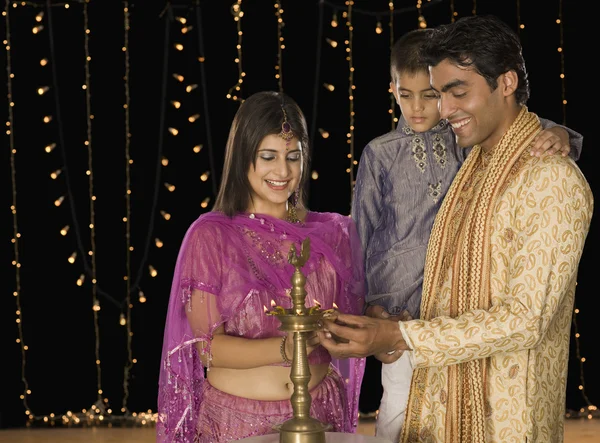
[156, 211, 366, 442]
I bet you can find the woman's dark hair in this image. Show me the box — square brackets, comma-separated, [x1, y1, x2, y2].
[421, 15, 530, 105]
[213, 91, 310, 216]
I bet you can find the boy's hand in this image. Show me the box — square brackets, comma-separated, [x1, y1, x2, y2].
[530, 127, 570, 157]
[366, 305, 413, 322]
[365, 305, 390, 319]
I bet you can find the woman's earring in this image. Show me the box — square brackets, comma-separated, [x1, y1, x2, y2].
[286, 188, 301, 224]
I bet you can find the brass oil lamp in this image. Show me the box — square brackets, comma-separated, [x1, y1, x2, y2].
[265, 238, 337, 443]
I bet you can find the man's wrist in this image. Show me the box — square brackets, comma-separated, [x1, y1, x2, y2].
[387, 318, 410, 351]
[397, 320, 414, 351]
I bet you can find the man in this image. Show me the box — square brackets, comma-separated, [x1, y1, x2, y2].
[350, 28, 582, 443]
[318, 15, 593, 442]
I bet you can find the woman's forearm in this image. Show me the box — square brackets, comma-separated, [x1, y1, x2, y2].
[200, 334, 287, 369]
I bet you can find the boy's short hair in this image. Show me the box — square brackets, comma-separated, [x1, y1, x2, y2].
[390, 28, 433, 81]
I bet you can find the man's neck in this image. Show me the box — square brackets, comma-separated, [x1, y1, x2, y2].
[481, 105, 524, 154]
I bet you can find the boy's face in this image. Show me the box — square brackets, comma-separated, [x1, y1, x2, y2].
[391, 70, 441, 133]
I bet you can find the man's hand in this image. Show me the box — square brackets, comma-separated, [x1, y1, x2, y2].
[316, 312, 409, 359]
[530, 127, 570, 157]
[371, 309, 413, 363]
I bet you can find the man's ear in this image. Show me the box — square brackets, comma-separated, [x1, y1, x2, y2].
[501, 70, 518, 97]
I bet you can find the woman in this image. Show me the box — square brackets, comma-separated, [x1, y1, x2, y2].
[157, 91, 366, 442]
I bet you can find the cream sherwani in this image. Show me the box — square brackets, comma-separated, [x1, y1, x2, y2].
[398, 108, 593, 443]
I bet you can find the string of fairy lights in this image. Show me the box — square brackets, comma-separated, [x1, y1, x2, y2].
[345, 1, 356, 201]
[557, 0, 567, 125]
[166, 8, 213, 210]
[274, 1, 284, 92]
[81, 0, 105, 414]
[159, 0, 220, 284]
[158, 0, 217, 272]
[2, 0, 138, 429]
[121, 0, 134, 415]
[3, 0, 31, 421]
[3, 0, 597, 430]
[416, 0, 426, 29]
[226, 0, 245, 103]
[555, 0, 596, 420]
[388, 1, 395, 130]
[4, 0, 153, 427]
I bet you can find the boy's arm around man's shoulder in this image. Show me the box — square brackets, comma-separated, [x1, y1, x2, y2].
[538, 116, 583, 160]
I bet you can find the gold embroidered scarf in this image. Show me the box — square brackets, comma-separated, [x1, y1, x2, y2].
[401, 107, 541, 442]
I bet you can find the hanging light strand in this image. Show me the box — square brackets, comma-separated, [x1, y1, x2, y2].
[450, 0, 456, 22]
[561, 1, 594, 419]
[121, 0, 134, 415]
[226, 0, 245, 103]
[193, 2, 219, 196]
[6, 0, 85, 6]
[571, 302, 597, 418]
[416, 0, 427, 28]
[9, 4, 153, 426]
[345, 1, 356, 208]
[83, 0, 104, 410]
[389, 0, 395, 130]
[323, 0, 443, 17]
[4, 0, 32, 419]
[557, 1, 567, 125]
[274, 1, 284, 92]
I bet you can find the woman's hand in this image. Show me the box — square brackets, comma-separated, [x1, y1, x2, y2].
[285, 331, 321, 360]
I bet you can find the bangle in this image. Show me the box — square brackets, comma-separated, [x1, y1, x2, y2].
[280, 335, 292, 365]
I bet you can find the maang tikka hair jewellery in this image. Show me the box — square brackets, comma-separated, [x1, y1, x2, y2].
[278, 106, 294, 149]
[278, 105, 301, 224]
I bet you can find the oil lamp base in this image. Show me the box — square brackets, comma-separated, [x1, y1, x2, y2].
[274, 417, 331, 443]
[234, 431, 393, 443]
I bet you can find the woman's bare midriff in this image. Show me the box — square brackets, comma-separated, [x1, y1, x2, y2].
[207, 363, 330, 400]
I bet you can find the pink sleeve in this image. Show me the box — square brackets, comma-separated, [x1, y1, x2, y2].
[157, 219, 225, 442]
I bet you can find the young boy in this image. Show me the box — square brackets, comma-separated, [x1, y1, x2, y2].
[351, 28, 582, 442]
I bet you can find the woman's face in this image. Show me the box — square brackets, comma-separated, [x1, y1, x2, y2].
[246, 134, 303, 217]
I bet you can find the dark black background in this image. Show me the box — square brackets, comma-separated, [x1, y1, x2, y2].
[1, 0, 597, 429]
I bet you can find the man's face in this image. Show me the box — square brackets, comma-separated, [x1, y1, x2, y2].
[429, 59, 509, 150]
[391, 70, 441, 133]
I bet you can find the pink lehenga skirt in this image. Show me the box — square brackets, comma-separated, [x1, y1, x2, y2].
[194, 365, 350, 442]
